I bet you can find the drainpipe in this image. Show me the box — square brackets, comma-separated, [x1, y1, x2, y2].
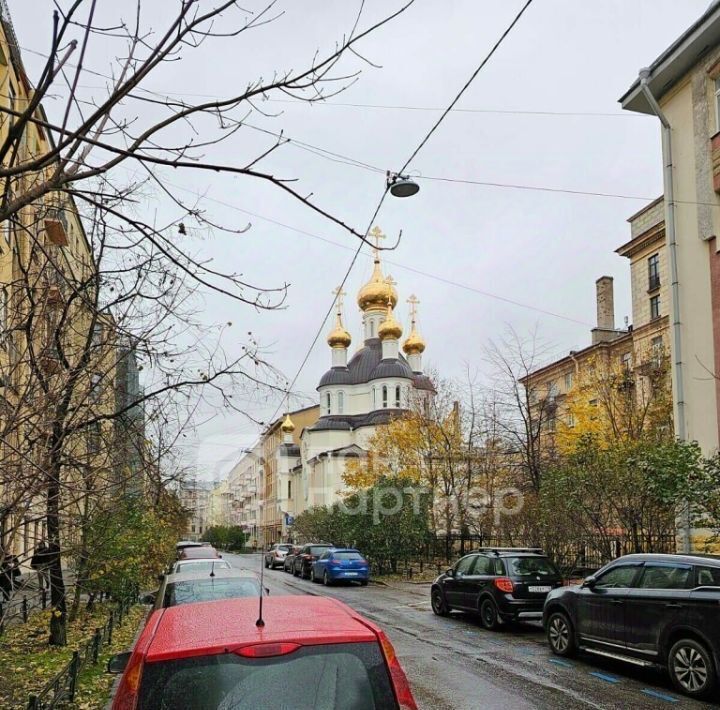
[638, 69, 691, 553]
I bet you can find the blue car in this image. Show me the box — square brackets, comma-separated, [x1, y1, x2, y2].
[310, 549, 370, 586]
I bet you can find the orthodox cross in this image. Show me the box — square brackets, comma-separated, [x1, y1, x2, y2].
[407, 294, 420, 325]
[369, 225, 385, 259]
[332, 286, 346, 317]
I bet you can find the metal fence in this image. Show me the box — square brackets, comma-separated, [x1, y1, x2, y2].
[26, 589, 138, 710]
[0, 582, 49, 635]
[371, 531, 677, 579]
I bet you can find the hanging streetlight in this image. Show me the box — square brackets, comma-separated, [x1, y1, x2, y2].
[386, 171, 420, 198]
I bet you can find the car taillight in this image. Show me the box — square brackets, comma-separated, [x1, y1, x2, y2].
[112, 652, 145, 710]
[494, 577, 514, 593]
[238, 642, 300, 658]
[376, 629, 418, 709]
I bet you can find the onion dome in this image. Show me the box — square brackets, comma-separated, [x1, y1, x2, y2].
[378, 302, 402, 341]
[327, 313, 351, 349]
[357, 260, 398, 312]
[280, 413, 295, 434]
[403, 327, 426, 355]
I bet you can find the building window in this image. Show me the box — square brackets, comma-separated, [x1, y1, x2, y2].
[325, 392, 331, 415]
[337, 391, 344, 414]
[567, 412, 575, 428]
[90, 373, 102, 402]
[91, 323, 102, 348]
[547, 380, 558, 399]
[369, 320, 375, 338]
[395, 385, 401, 408]
[564, 371, 573, 391]
[382, 385, 388, 408]
[372, 387, 377, 409]
[288, 480, 292, 499]
[648, 253, 660, 291]
[651, 335, 664, 366]
[621, 352, 632, 371]
[650, 294, 660, 320]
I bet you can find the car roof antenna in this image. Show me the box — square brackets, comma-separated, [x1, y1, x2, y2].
[256, 547, 265, 628]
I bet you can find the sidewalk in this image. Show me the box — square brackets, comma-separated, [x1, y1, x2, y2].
[1, 568, 77, 630]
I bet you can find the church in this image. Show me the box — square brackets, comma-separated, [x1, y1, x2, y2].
[277, 227, 435, 521]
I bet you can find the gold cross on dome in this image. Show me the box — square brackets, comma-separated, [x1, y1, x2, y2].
[332, 286, 346, 314]
[369, 225, 386, 258]
[407, 294, 420, 322]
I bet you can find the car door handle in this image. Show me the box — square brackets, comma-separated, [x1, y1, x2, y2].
[665, 603, 683, 609]
[611, 600, 624, 605]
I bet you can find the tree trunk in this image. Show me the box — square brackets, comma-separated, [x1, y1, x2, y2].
[47, 459, 67, 646]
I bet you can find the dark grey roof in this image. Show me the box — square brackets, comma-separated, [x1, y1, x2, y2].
[413, 374, 436, 392]
[318, 338, 415, 389]
[370, 359, 413, 380]
[319, 367, 354, 387]
[308, 408, 407, 433]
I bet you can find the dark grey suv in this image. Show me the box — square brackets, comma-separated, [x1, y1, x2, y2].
[543, 553, 720, 700]
[431, 548, 563, 629]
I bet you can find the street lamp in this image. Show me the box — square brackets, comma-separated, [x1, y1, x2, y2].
[386, 171, 419, 198]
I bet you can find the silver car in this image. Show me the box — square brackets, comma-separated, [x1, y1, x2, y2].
[264, 543, 293, 569]
[148, 568, 264, 610]
[170, 559, 232, 575]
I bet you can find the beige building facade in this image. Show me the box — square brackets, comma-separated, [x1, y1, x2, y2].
[621, 2, 720, 458]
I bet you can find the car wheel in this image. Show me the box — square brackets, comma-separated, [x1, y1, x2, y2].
[479, 598, 502, 631]
[431, 588, 449, 616]
[293, 565, 300, 577]
[323, 571, 333, 586]
[310, 568, 317, 583]
[264, 558, 269, 568]
[668, 638, 716, 699]
[546, 611, 576, 657]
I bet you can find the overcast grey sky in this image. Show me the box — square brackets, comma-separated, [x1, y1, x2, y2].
[9, 0, 711, 479]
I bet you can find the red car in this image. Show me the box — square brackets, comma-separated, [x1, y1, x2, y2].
[110, 595, 417, 709]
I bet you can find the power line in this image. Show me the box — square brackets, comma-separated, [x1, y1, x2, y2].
[400, 0, 535, 173]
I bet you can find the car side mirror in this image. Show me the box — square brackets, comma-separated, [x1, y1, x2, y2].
[446, 568, 454, 577]
[107, 651, 131, 674]
[582, 575, 597, 589]
[142, 592, 156, 605]
[264, 587, 270, 595]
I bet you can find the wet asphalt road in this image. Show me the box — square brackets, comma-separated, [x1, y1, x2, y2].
[224, 552, 717, 710]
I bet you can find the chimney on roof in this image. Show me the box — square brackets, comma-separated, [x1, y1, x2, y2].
[592, 276, 619, 345]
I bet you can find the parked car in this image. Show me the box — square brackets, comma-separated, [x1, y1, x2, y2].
[311, 548, 369, 586]
[283, 545, 301, 573]
[431, 547, 563, 629]
[264, 543, 293, 569]
[293, 543, 333, 579]
[544, 553, 720, 700]
[109, 596, 418, 709]
[170, 559, 232, 575]
[178, 545, 222, 561]
[148, 568, 263, 610]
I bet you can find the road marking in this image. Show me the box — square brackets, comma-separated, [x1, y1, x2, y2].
[548, 658, 574, 668]
[589, 671, 621, 684]
[641, 689, 680, 703]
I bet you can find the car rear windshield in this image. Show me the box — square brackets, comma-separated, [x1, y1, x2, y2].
[138, 642, 398, 710]
[278, 544, 293, 551]
[505, 557, 559, 578]
[174, 561, 231, 573]
[334, 552, 364, 561]
[163, 578, 261, 607]
[310, 546, 332, 555]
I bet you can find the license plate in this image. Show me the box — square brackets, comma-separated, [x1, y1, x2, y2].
[529, 585, 551, 593]
[345, 571, 358, 576]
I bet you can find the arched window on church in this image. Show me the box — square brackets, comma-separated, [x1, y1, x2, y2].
[370, 320, 375, 338]
[337, 391, 344, 414]
[325, 392, 331, 415]
[395, 385, 401, 408]
[382, 385, 388, 408]
[372, 387, 377, 409]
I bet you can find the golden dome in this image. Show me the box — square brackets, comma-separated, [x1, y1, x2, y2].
[280, 413, 295, 434]
[378, 303, 403, 341]
[403, 327, 425, 355]
[357, 262, 397, 312]
[327, 315, 351, 349]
